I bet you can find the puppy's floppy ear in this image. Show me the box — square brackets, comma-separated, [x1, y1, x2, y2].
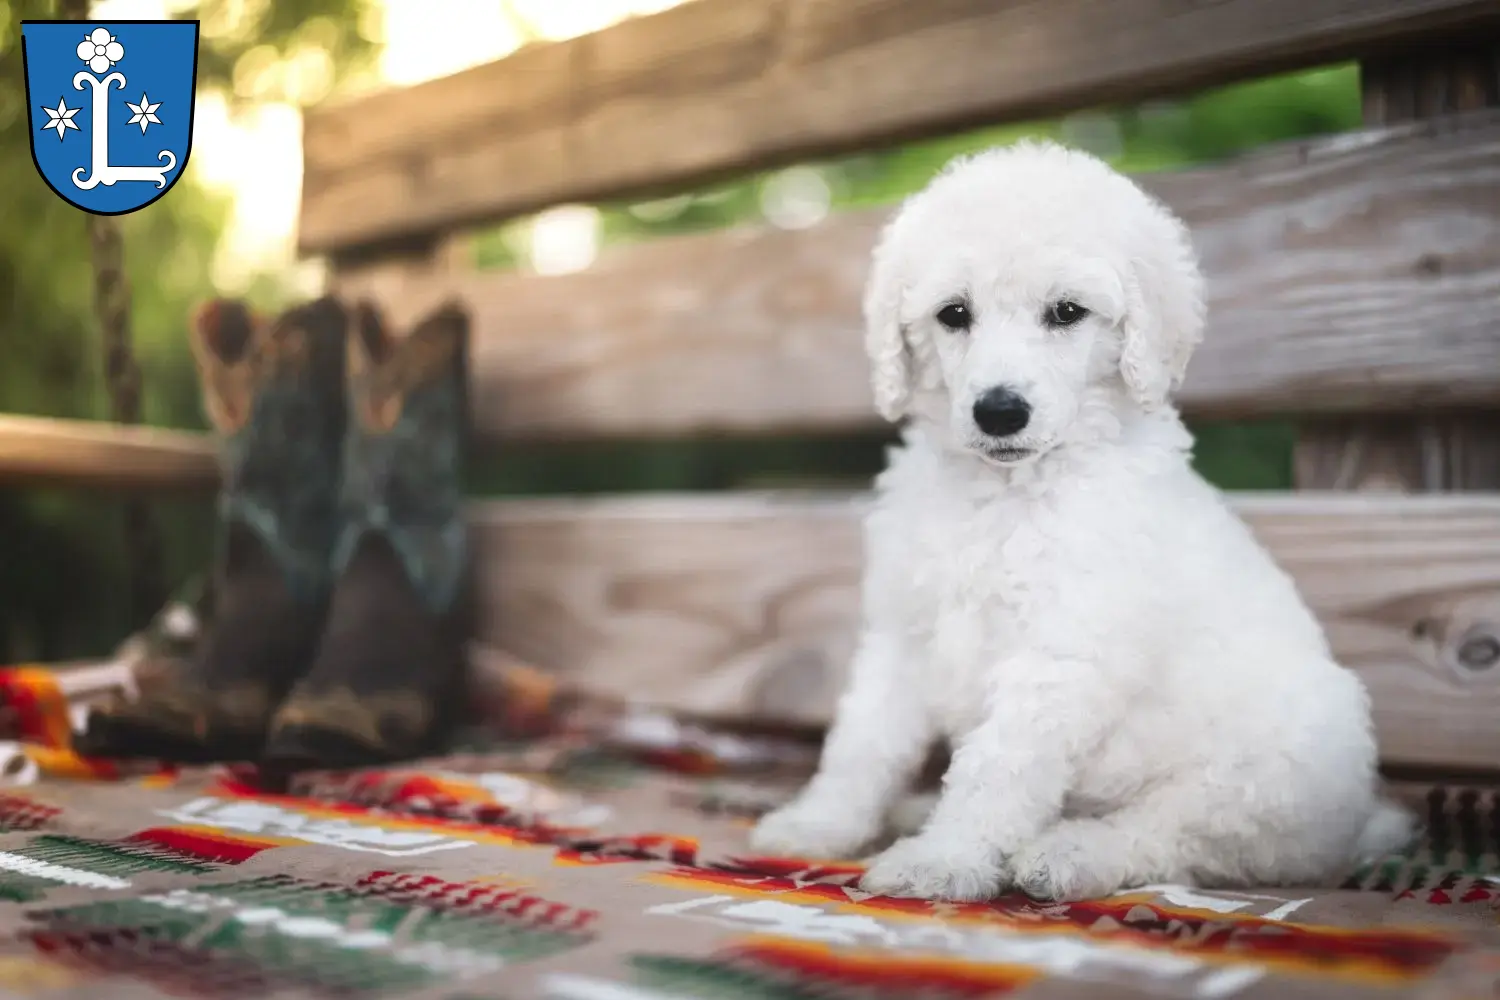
[862, 215, 914, 422]
[1119, 203, 1206, 410]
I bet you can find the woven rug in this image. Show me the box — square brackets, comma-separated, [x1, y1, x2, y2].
[0, 662, 1497, 999]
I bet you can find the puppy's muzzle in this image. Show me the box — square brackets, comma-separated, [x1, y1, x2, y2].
[972, 386, 1031, 438]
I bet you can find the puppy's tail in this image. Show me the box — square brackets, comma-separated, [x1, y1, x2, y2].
[1355, 797, 1418, 861]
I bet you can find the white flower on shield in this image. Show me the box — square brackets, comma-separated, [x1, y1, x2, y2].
[76, 27, 124, 74]
[39, 97, 81, 140]
[126, 93, 163, 133]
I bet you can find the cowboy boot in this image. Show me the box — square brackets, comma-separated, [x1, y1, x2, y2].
[77, 297, 348, 762]
[261, 300, 472, 770]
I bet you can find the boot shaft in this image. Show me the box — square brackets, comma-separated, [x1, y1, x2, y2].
[191, 297, 349, 602]
[334, 301, 470, 615]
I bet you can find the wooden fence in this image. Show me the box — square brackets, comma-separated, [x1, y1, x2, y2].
[3, 0, 1498, 772]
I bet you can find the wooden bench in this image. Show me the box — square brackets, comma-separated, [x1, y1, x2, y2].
[4, 0, 1498, 772]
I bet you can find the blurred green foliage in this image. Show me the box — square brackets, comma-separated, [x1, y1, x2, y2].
[0, 0, 1361, 661]
[0, 0, 378, 660]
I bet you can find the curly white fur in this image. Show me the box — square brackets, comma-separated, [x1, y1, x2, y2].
[750, 141, 1413, 902]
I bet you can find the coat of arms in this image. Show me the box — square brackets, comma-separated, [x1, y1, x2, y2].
[21, 19, 199, 215]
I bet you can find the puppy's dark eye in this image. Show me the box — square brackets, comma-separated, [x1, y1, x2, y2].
[1044, 300, 1090, 328]
[935, 302, 972, 331]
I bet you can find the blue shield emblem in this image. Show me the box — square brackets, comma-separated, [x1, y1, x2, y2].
[21, 19, 199, 216]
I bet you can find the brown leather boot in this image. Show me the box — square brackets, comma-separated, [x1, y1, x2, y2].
[78, 297, 349, 762]
[261, 300, 472, 770]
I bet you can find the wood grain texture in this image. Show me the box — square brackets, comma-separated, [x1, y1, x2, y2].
[298, 0, 1500, 254]
[0, 415, 217, 490]
[470, 491, 1500, 770]
[332, 112, 1500, 440]
[1296, 40, 1500, 492]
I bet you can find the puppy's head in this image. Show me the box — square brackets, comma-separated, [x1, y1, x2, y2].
[863, 140, 1204, 465]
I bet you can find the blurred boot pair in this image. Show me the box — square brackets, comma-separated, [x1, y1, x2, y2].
[79, 295, 472, 770]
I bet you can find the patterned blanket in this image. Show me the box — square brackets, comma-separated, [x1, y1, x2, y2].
[0, 662, 1498, 1000]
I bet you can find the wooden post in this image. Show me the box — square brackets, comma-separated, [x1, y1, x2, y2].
[1294, 42, 1500, 492]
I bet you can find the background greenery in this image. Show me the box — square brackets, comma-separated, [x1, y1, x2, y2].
[0, 0, 1361, 662]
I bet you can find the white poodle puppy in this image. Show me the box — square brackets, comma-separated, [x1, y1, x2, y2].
[749, 140, 1412, 903]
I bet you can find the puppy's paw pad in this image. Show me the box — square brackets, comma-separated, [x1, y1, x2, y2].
[1010, 835, 1109, 902]
[859, 836, 1007, 901]
[749, 802, 874, 861]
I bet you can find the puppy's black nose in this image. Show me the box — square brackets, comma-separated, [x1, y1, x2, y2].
[972, 387, 1031, 437]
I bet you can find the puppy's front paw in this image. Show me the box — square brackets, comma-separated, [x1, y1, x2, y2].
[749, 799, 876, 860]
[859, 834, 1008, 901]
[1010, 830, 1113, 902]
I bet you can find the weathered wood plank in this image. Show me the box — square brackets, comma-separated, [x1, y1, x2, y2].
[333, 112, 1500, 440]
[1295, 40, 1500, 493]
[0, 415, 217, 490]
[299, 0, 1500, 254]
[470, 491, 1500, 771]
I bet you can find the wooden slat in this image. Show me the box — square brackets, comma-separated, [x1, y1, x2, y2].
[299, 0, 1500, 254]
[1294, 40, 1500, 495]
[0, 415, 217, 490]
[470, 491, 1500, 771]
[334, 111, 1500, 439]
